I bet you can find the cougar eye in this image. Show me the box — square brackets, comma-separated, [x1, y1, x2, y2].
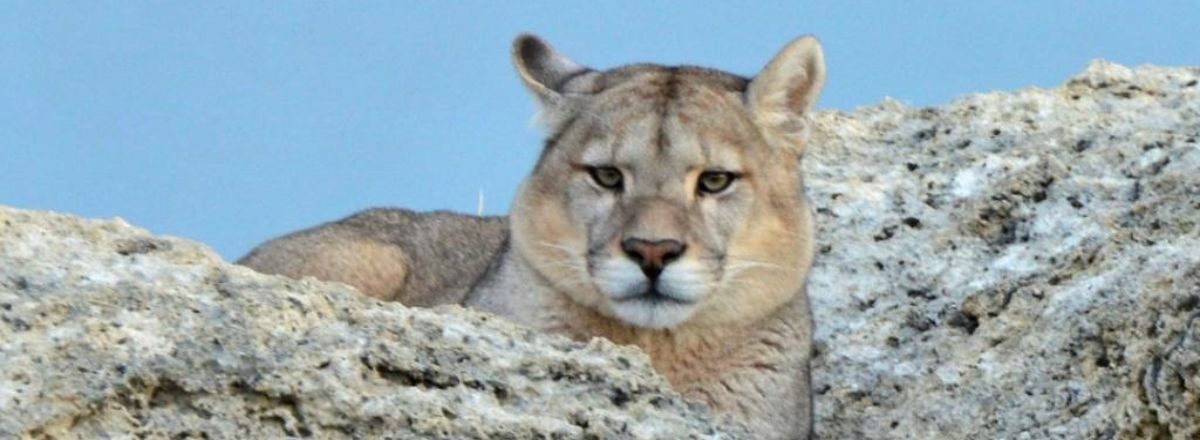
[587, 166, 624, 191]
[697, 171, 737, 194]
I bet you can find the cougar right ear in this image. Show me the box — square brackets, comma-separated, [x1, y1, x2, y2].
[745, 36, 826, 155]
[512, 34, 592, 109]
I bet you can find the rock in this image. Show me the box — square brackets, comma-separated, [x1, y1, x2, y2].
[2, 60, 1198, 439]
[0, 208, 747, 438]
[805, 61, 1200, 439]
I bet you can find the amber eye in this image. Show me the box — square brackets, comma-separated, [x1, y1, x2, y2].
[587, 166, 624, 191]
[697, 171, 736, 194]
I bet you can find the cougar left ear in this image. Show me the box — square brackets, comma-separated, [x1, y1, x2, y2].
[746, 36, 826, 145]
[512, 34, 593, 109]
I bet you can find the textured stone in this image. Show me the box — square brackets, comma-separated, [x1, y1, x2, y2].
[2, 61, 1198, 439]
[805, 61, 1200, 439]
[0, 208, 746, 439]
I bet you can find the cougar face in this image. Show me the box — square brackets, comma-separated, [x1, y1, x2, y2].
[509, 35, 823, 329]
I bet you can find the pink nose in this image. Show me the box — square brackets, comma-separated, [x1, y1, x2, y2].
[621, 238, 686, 280]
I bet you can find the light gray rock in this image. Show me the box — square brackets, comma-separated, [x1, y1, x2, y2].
[805, 61, 1200, 439]
[0, 208, 747, 439]
[2, 61, 1197, 439]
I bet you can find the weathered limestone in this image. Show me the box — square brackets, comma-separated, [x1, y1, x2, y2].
[0, 208, 746, 439]
[805, 61, 1199, 439]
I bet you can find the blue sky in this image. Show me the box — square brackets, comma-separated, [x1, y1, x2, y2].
[2, 2, 1197, 259]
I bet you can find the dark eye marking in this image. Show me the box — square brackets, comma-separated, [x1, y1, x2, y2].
[585, 166, 624, 191]
[697, 170, 739, 195]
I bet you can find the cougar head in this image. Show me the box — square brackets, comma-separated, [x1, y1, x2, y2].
[508, 34, 823, 329]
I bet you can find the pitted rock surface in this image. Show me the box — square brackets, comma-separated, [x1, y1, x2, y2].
[0, 208, 746, 439]
[805, 61, 1200, 439]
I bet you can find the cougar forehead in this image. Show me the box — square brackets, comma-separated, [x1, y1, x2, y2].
[550, 66, 760, 166]
[512, 58, 814, 329]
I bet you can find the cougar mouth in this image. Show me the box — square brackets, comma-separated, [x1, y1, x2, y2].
[611, 287, 696, 305]
[589, 256, 709, 328]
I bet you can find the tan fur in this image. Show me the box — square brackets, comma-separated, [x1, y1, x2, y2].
[241, 35, 825, 439]
[240, 208, 506, 306]
[287, 238, 409, 301]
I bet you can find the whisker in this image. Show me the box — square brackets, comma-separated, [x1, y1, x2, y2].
[537, 241, 580, 254]
[720, 277, 766, 291]
[725, 263, 784, 275]
[726, 258, 789, 271]
[556, 277, 593, 290]
[543, 260, 585, 271]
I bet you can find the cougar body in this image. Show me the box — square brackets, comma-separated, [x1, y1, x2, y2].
[240, 34, 826, 439]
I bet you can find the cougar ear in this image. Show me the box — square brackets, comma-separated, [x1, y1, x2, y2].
[512, 34, 592, 109]
[746, 36, 826, 144]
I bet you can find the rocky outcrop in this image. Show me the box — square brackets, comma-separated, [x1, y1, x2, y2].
[0, 208, 746, 438]
[805, 61, 1200, 439]
[2, 61, 1197, 439]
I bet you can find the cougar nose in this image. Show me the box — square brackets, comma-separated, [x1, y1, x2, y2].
[621, 238, 686, 281]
